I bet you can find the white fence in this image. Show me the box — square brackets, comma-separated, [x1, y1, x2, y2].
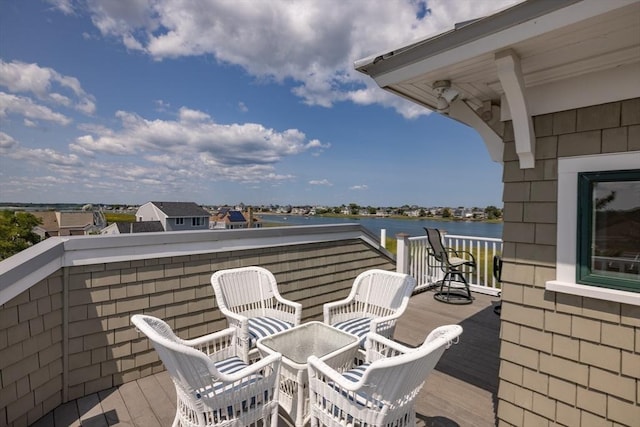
[395, 233, 503, 296]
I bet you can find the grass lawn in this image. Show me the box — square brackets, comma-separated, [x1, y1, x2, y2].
[104, 213, 135, 223]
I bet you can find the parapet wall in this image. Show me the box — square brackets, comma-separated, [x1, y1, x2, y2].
[0, 226, 394, 426]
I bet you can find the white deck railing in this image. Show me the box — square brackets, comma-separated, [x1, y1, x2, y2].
[396, 233, 503, 296]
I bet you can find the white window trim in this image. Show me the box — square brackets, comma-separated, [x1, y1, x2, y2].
[546, 151, 640, 306]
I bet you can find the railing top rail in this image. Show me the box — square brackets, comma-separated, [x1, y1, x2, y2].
[407, 234, 502, 243]
[445, 234, 503, 243]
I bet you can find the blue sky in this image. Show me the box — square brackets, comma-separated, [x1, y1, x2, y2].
[0, 0, 519, 208]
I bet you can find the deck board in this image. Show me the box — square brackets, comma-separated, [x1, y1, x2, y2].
[396, 290, 501, 427]
[77, 393, 109, 427]
[136, 374, 177, 426]
[41, 289, 501, 427]
[98, 387, 134, 426]
[153, 371, 176, 405]
[118, 381, 162, 427]
[53, 400, 81, 427]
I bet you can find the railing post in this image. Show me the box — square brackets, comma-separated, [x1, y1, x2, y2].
[380, 229, 386, 248]
[396, 233, 410, 274]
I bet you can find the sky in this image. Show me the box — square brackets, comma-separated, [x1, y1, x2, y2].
[0, 0, 521, 208]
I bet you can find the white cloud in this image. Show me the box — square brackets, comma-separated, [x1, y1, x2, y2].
[0, 92, 72, 125]
[73, 108, 328, 163]
[70, 134, 135, 156]
[0, 132, 17, 152]
[5, 142, 82, 168]
[77, 0, 521, 118]
[49, 93, 72, 107]
[26, 149, 81, 167]
[76, 98, 97, 115]
[0, 59, 96, 115]
[178, 107, 211, 122]
[46, 0, 75, 15]
[350, 185, 369, 191]
[309, 179, 332, 186]
[67, 106, 326, 184]
[154, 99, 171, 112]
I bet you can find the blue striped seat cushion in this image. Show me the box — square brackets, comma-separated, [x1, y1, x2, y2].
[195, 356, 267, 420]
[342, 363, 369, 383]
[326, 363, 375, 413]
[248, 317, 293, 347]
[214, 356, 248, 375]
[332, 317, 372, 345]
[195, 356, 252, 399]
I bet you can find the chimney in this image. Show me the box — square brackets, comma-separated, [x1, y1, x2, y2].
[248, 207, 253, 228]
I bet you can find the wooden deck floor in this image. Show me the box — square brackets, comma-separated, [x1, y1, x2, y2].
[33, 290, 502, 427]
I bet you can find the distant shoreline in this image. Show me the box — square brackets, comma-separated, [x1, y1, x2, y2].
[257, 212, 503, 224]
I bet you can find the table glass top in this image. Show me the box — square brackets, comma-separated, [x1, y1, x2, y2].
[258, 321, 358, 364]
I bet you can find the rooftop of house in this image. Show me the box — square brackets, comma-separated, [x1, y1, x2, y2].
[31, 211, 58, 231]
[148, 201, 210, 217]
[226, 210, 247, 222]
[114, 221, 165, 234]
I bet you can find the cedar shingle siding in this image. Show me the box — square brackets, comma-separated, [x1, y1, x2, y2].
[497, 98, 640, 426]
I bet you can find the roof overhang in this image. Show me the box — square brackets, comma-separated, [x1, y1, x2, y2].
[355, 0, 640, 168]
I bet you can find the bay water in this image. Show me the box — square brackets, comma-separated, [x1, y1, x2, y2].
[261, 214, 503, 239]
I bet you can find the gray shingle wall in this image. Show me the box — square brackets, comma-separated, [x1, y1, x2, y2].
[0, 273, 64, 426]
[497, 98, 640, 427]
[0, 239, 394, 426]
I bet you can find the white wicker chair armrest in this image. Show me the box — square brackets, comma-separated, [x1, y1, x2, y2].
[323, 299, 356, 324]
[308, 356, 361, 392]
[274, 294, 302, 310]
[181, 327, 239, 359]
[369, 312, 402, 330]
[217, 352, 282, 383]
[273, 296, 302, 323]
[182, 327, 236, 347]
[221, 310, 249, 330]
[425, 324, 463, 348]
[364, 333, 412, 362]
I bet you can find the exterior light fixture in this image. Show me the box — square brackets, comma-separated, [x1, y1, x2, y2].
[432, 80, 459, 112]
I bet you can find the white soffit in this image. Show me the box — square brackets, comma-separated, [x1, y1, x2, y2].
[355, 0, 639, 167]
[373, 0, 639, 89]
[500, 62, 640, 120]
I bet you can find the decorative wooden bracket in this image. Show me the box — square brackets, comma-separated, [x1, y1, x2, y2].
[449, 99, 504, 164]
[495, 49, 535, 169]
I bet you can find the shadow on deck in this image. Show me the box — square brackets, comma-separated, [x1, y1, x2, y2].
[396, 291, 501, 427]
[33, 290, 502, 427]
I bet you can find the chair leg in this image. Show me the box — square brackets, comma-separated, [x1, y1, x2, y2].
[433, 269, 473, 304]
[454, 272, 473, 301]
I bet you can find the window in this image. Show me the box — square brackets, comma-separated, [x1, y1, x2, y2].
[546, 152, 640, 305]
[577, 170, 640, 292]
[175, 218, 184, 225]
[192, 217, 202, 226]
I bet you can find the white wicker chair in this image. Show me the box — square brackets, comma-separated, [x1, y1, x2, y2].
[210, 266, 302, 362]
[307, 325, 463, 427]
[131, 314, 281, 427]
[323, 269, 416, 345]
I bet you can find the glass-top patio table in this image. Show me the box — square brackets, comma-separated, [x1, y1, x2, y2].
[256, 321, 360, 427]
